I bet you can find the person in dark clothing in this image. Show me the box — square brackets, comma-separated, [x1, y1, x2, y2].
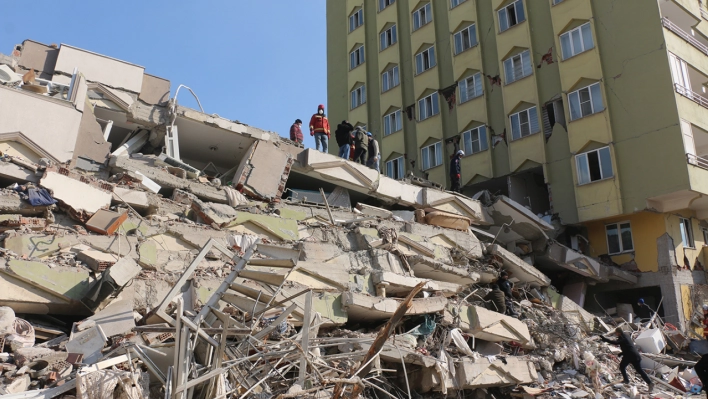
[449, 150, 463, 193]
[484, 284, 506, 314]
[289, 119, 304, 144]
[366, 132, 380, 172]
[335, 121, 354, 159]
[601, 328, 654, 392]
[695, 354, 708, 392]
[353, 127, 368, 164]
[498, 271, 518, 317]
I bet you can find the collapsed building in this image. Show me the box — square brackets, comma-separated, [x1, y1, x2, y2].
[0, 39, 704, 398]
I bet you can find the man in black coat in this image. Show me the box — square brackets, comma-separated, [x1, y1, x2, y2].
[335, 121, 354, 159]
[601, 328, 654, 392]
[449, 150, 463, 193]
[498, 271, 518, 317]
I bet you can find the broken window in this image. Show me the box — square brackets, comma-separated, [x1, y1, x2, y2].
[418, 93, 440, 121]
[568, 83, 604, 121]
[503, 50, 532, 84]
[606, 222, 634, 254]
[351, 85, 366, 109]
[510, 106, 539, 140]
[560, 23, 594, 60]
[383, 110, 402, 136]
[386, 156, 405, 179]
[462, 126, 488, 155]
[349, 9, 364, 32]
[413, 3, 432, 31]
[576, 146, 613, 185]
[350, 46, 365, 70]
[380, 25, 398, 50]
[381, 65, 400, 92]
[498, 0, 525, 32]
[379, 0, 395, 11]
[680, 217, 695, 248]
[459, 72, 483, 103]
[542, 99, 565, 136]
[453, 24, 477, 55]
[415, 46, 436, 75]
[421, 141, 442, 170]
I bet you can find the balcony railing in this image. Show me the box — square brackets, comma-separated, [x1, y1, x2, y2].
[662, 17, 708, 56]
[702, 8, 708, 20]
[687, 153, 708, 169]
[675, 83, 708, 109]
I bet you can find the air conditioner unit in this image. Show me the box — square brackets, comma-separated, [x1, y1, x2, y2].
[0, 64, 20, 85]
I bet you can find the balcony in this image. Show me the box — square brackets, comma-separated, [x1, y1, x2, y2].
[662, 17, 708, 56]
[702, 7, 708, 20]
[675, 83, 708, 109]
[687, 153, 708, 169]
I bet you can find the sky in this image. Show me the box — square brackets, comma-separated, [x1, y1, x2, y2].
[0, 0, 327, 150]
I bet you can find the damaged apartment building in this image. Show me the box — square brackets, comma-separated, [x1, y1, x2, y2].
[0, 37, 701, 398]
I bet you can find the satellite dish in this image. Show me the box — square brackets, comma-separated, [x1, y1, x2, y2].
[0, 65, 20, 85]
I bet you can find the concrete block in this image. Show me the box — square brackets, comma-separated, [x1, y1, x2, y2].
[445, 304, 532, 347]
[487, 244, 551, 288]
[191, 198, 238, 227]
[134, 171, 161, 193]
[371, 271, 462, 297]
[85, 209, 128, 235]
[233, 141, 293, 202]
[456, 357, 536, 388]
[225, 212, 298, 241]
[107, 257, 141, 287]
[356, 203, 393, 219]
[65, 324, 108, 364]
[404, 223, 483, 259]
[76, 249, 118, 272]
[341, 291, 447, 322]
[409, 255, 480, 285]
[421, 188, 491, 225]
[112, 187, 149, 209]
[40, 171, 112, 221]
[83, 299, 135, 338]
[3, 259, 92, 300]
[0, 215, 46, 232]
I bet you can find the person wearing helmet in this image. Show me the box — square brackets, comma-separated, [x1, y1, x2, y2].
[366, 132, 380, 172]
[450, 149, 464, 193]
[289, 119, 304, 144]
[309, 105, 331, 153]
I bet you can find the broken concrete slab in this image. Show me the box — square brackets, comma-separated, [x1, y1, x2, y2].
[112, 186, 149, 210]
[85, 209, 128, 235]
[0, 215, 46, 232]
[420, 188, 492, 225]
[82, 299, 135, 338]
[225, 212, 299, 241]
[444, 304, 532, 347]
[404, 222, 484, 259]
[371, 271, 462, 297]
[483, 194, 552, 245]
[355, 203, 393, 219]
[487, 244, 551, 288]
[233, 141, 293, 202]
[0, 193, 51, 216]
[191, 198, 238, 227]
[4, 234, 79, 258]
[2, 259, 92, 301]
[536, 241, 616, 283]
[456, 356, 537, 388]
[40, 170, 112, 221]
[408, 255, 480, 285]
[419, 208, 472, 231]
[65, 324, 108, 364]
[341, 291, 447, 321]
[76, 249, 118, 272]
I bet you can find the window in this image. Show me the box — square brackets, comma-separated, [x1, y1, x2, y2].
[351, 85, 366, 109]
[382, 66, 400, 92]
[498, 0, 526, 32]
[350, 46, 365, 70]
[379, 0, 395, 11]
[503, 50, 532, 84]
[680, 218, 695, 248]
[349, 9, 364, 32]
[383, 110, 402, 136]
[459, 73, 483, 103]
[669, 53, 691, 91]
[702, 227, 708, 245]
[454, 24, 478, 55]
[413, 3, 432, 31]
[421, 142, 443, 170]
[568, 83, 604, 121]
[451, 0, 466, 8]
[386, 157, 405, 179]
[575, 146, 613, 185]
[380, 25, 398, 50]
[415, 46, 436, 75]
[560, 23, 594, 60]
[606, 222, 634, 255]
[552, 0, 564, 4]
[462, 126, 488, 155]
[418, 93, 440, 121]
[510, 107, 539, 140]
[542, 99, 566, 136]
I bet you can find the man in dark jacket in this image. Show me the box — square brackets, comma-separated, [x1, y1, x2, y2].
[450, 150, 463, 193]
[484, 284, 506, 314]
[366, 132, 380, 172]
[601, 328, 654, 391]
[353, 127, 368, 164]
[290, 119, 304, 144]
[335, 121, 354, 159]
[498, 271, 518, 317]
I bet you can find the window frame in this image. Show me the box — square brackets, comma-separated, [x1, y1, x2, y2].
[421, 141, 443, 170]
[503, 50, 532, 84]
[386, 156, 405, 180]
[418, 93, 440, 121]
[351, 85, 367, 110]
[383, 109, 402, 136]
[568, 82, 604, 121]
[702, 227, 708, 246]
[380, 25, 398, 51]
[575, 146, 613, 185]
[349, 9, 364, 33]
[552, 0, 564, 5]
[680, 217, 696, 249]
[459, 72, 483, 103]
[381, 65, 400, 93]
[453, 24, 478, 55]
[379, 0, 395, 12]
[560, 22, 594, 60]
[413, 3, 432, 31]
[509, 106, 540, 140]
[462, 125, 489, 155]
[605, 221, 634, 255]
[415, 46, 436, 75]
[349, 46, 365, 70]
[451, 0, 466, 8]
[498, 0, 526, 33]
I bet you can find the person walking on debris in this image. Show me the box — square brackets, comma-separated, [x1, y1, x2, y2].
[289, 119, 304, 144]
[309, 104, 330, 153]
[484, 284, 506, 314]
[498, 271, 519, 317]
[695, 353, 708, 392]
[335, 120, 354, 159]
[600, 327, 654, 392]
[450, 150, 464, 193]
[366, 132, 380, 172]
[353, 126, 368, 164]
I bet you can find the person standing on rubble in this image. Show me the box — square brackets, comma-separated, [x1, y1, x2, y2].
[290, 119, 304, 144]
[450, 150, 464, 193]
[484, 284, 506, 314]
[498, 271, 519, 317]
[309, 104, 331, 153]
[335, 120, 354, 159]
[353, 127, 368, 164]
[600, 327, 654, 392]
[366, 132, 380, 172]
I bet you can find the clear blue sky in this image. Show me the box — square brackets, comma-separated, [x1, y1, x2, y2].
[0, 0, 327, 150]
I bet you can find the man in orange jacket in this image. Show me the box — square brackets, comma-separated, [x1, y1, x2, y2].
[309, 104, 331, 153]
